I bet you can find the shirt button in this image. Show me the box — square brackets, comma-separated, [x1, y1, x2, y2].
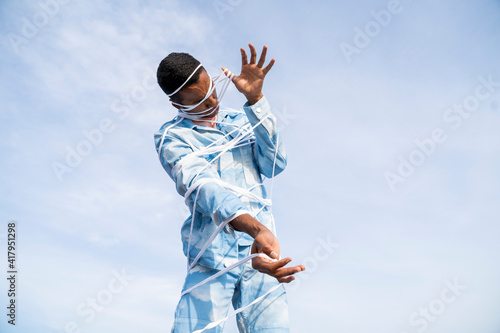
[255, 107, 262, 113]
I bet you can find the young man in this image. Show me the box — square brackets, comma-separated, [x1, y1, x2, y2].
[154, 44, 304, 333]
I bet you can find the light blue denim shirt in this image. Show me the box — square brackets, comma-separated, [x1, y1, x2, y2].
[154, 96, 287, 270]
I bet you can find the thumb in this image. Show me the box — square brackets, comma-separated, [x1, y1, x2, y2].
[261, 245, 278, 260]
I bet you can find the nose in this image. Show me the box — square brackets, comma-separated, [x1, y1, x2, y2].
[204, 91, 218, 108]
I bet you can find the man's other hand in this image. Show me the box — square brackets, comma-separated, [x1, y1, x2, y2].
[251, 228, 305, 283]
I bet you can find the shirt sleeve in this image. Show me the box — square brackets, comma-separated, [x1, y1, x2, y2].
[243, 96, 287, 178]
[154, 130, 251, 236]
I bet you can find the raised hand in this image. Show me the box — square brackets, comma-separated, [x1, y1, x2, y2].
[222, 43, 275, 105]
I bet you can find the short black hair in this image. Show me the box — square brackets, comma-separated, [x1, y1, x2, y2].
[157, 52, 203, 101]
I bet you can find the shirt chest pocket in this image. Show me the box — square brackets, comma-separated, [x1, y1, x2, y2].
[239, 144, 261, 186]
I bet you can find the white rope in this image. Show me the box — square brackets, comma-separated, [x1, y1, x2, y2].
[170, 117, 255, 180]
[192, 283, 283, 333]
[157, 116, 184, 158]
[185, 177, 271, 272]
[157, 72, 284, 331]
[171, 70, 234, 119]
[185, 178, 271, 209]
[181, 253, 277, 297]
[180, 115, 273, 273]
[167, 63, 203, 97]
[191, 113, 271, 183]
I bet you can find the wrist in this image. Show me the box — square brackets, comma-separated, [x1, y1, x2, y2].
[229, 213, 267, 238]
[245, 93, 264, 106]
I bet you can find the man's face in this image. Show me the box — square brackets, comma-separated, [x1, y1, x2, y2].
[171, 69, 219, 119]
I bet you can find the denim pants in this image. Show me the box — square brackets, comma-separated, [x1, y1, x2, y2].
[171, 244, 290, 333]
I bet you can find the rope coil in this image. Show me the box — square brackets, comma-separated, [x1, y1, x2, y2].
[158, 71, 283, 332]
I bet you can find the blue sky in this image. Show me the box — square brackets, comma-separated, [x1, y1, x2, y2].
[1, 0, 500, 332]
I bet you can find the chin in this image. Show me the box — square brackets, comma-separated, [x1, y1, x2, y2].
[203, 106, 220, 119]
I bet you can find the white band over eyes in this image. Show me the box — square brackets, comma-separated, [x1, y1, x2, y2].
[167, 63, 203, 97]
[168, 64, 234, 121]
